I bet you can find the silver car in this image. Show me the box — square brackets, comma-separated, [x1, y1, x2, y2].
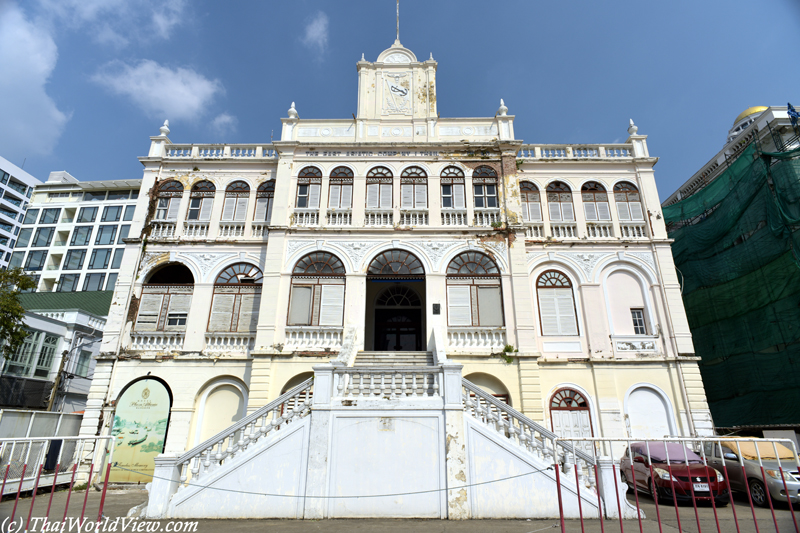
[703, 441, 800, 507]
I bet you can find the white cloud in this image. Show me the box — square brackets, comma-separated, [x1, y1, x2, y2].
[210, 113, 238, 136]
[301, 11, 329, 55]
[92, 60, 224, 122]
[0, 2, 70, 159]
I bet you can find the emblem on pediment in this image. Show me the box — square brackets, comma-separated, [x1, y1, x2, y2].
[418, 241, 461, 271]
[382, 73, 411, 115]
[627, 252, 656, 270]
[286, 240, 314, 260]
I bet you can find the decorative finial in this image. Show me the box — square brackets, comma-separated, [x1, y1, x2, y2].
[497, 99, 508, 117]
[627, 119, 638, 135]
[288, 102, 298, 119]
[396, 0, 400, 43]
[159, 120, 170, 137]
[361, 53, 365, 61]
[429, 53, 433, 60]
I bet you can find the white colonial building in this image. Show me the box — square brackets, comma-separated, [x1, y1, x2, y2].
[80, 39, 713, 519]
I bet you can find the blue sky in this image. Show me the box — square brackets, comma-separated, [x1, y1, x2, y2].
[2, 0, 799, 200]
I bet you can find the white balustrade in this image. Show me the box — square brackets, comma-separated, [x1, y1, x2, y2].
[364, 209, 393, 226]
[541, 148, 568, 158]
[605, 147, 632, 157]
[474, 209, 501, 226]
[517, 144, 633, 160]
[620, 222, 648, 239]
[218, 223, 245, 237]
[441, 209, 468, 226]
[183, 221, 209, 238]
[129, 333, 185, 351]
[399, 210, 428, 226]
[550, 223, 578, 238]
[334, 368, 442, 399]
[326, 209, 352, 226]
[250, 221, 269, 238]
[284, 326, 343, 351]
[293, 209, 319, 226]
[585, 223, 614, 238]
[523, 223, 545, 238]
[150, 221, 176, 239]
[165, 145, 278, 159]
[204, 333, 255, 355]
[447, 327, 506, 350]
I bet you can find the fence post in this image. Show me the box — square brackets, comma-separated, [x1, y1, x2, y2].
[596, 457, 643, 520]
[145, 454, 181, 518]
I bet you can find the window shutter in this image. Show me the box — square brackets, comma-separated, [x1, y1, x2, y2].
[629, 202, 644, 221]
[208, 294, 235, 331]
[414, 184, 427, 208]
[583, 202, 598, 221]
[548, 202, 562, 222]
[167, 294, 192, 313]
[199, 198, 213, 221]
[329, 185, 341, 208]
[379, 184, 392, 208]
[538, 288, 560, 335]
[453, 184, 465, 208]
[561, 202, 575, 222]
[521, 201, 530, 222]
[554, 288, 579, 335]
[597, 202, 611, 221]
[529, 202, 542, 222]
[222, 197, 236, 221]
[341, 185, 352, 208]
[366, 184, 379, 208]
[477, 287, 504, 326]
[135, 294, 164, 331]
[617, 202, 631, 221]
[447, 286, 472, 326]
[234, 197, 248, 221]
[254, 198, 268, 221]
[288, 286, 313, 325]
[319, 285, 344, 326]
[237, 293, 261, 331]
[266, 198, 273, 223]
[308, 184, 321, 208]
[166, 198, 181, 220]
[401, 184, 414, 208]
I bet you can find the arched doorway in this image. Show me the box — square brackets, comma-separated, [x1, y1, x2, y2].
[550, 387, 593, 452]
[365, 250, 425, 351]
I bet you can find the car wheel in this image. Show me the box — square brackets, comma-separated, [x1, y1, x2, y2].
[748, 479, 768, 508]
[649, 477, 661, 503]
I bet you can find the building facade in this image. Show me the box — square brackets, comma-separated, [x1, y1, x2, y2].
[9, 171, 141, 292]
[80, 40, 713, 464]
[0, 156, 41, 268]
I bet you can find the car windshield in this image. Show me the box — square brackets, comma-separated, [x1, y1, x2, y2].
[631, 442, 703, 463]
[721, 441, 796, 461]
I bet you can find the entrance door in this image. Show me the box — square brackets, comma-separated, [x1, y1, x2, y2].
[375, 309, 422, 351]
[550, 388, 593, 455]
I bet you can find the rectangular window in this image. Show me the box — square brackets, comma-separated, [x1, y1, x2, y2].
[154, 198, 181, 220]
[446, 283, 504, 327]
[31, 227, 55, 247]
[167, 313, 187, 326]
[401, 182, 427, 209]
[57, 273, 80, 292]
[8, 251, 24, 269]
[207, 289, 263, 332]
[101, 206, 122, 222]
[105, 272, 118, 290]
[0, 206, 17, 220]
[3, 193, 21, 207]
[82, 273, 106, 291]
[107, 191, 129, 200]
[473, 184, 498, 208]
[83, 191, 106, 202]
[23, 209, 39, 224]
[135, 290, 193, 332]
[77, 206, 98, 223]
[0, 221, 13, 233]
[111, 248, 124, 269]
[547, 196, 575, 222]
[538, 287, 579, 336]
[328, 182, 353, 209]
[0, 171, 8, 184]
[441, 183, 465, 209]
[295, 184, 320, 209]
[288, 286, 313, 325]
[74, 350, 92, 377]
[88, 248, 112, 269]
[123, 205, 135, 221]
[366, 183, 392, 209]
[63, 249, 86, 270]
[22, 274, 39, 292]
[187, 197, 214, 220]
[95, 225, 117, 245]
[33, 334, 60, 378]
[24, 250, 47, 271]
[39, 208, 60, 224]
[631, 308, 647, 335]
[117, 225, 130, 243]
[70, 226, 92, 246]
[16, 228, 32, 248]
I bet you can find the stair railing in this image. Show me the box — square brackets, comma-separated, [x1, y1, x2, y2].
[431, 327, 448, 365]
[335, 326, 358, 367]
[173, 377, 314, 490]
[461, 378, 597, 491]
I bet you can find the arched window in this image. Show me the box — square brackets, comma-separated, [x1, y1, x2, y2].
[376, 286, 421, 307]
[222, 181, 250, 222]
[254, 181, 274, 222]
[446, 252, 502, 327]
[296, 167, 322, 209]
[366, 167, 393, 209]
[613, 182, 644, 222]
[536, 270, 578, 336]
[520, 181, 541, 222]
[581, 182, 611, 222]
[154, 181, 184, 220]
[187, 181, 215, 221]
[329, 167, 353, 209]
[550, 388, 593, 441]
[208, 263, 262, 332]
[441, 166, 465, 209]
[472, 166, 498, 208]
[400, 167, 427, 209]
[367, 249, 424, 277]
[135, 263, 194, 333]
[288, 252, 345, 327]
[546, 182, 574, 222]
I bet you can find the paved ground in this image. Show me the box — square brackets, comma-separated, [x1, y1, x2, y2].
[1, 486, 797, 532]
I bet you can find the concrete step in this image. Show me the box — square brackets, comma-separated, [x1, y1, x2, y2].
[354, 351, 435, 367]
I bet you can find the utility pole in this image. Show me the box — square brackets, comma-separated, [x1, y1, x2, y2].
[46, 349, 69, 411]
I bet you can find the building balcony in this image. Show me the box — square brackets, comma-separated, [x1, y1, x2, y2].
[447, 327, 507, 352]
[151, 221, 177, 239]
[164, 144, 278, 160]
[284, 326, 343, 351]
[619, 222, 648, 239]
[585, 222, 614, 239]
[183, 221, 209, 239]
[611, 335, 659, 357]
[204, 332, 255, 355]
[293, 209, 320, 227]
[474, 209, 501, 227]
[549, 222, 578, 239]
[522, 222, 545, 239]
[441, 209, 468, 226]
[398, 209, 428, 227]
[517, 143, 634, 160]
[218, 223, 245, 238]
[326, 209, 352, 226]
[333, 367, 442, 399]
[250, 221, 269, 238]
[364, 209, 393, 227]
[130, 332, 185, 352]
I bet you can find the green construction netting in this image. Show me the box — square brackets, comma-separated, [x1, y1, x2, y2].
[664, 143, 800, 428]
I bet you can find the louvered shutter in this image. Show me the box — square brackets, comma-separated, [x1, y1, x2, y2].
[319, 285, 344, 326]
[366, 184, 379, 208]
[415, 184, 427, 208]
[135, 294, 163, 331]
[453, 184, 465, 208]
[234, 198, 248, 221]
[477, 287, 504, 326]
[555, 288, 578, 335]
[548, 202, 562, 222]
[237, 293, 261, 331]
[341, 185, 352, 208]
[329, 185, 341, 208]
[562, 202, 575, 222]
[266, 198, 273, 223]
[529, 202, 542, 222]
[380, 184, 392, 208]
[617, 202, 631, 221]
[538, 288, 560, 335]
[288, 286, 312, 325]
[521, 200, 530, 222]
[583, 202, 598, 221]
[166, 198, 181, 220]
[629, 202, 644, 221]
[401, 184, 414, 208]
[597, 202, 611, 221]
[308, 184, 321, 208]
[447, 286, 472, 326]
[208, 294, 235, 331]
[254, 198, 268, 221]
[199, 198, 213, 220]
[165, 294, 192, 331]
[222, 198, 236, 221]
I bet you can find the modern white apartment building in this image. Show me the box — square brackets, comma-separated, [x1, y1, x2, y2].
[9, 171, 141, 292]
[0, 156, 41, 268]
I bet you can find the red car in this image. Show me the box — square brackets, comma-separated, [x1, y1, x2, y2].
[620, 442, 729, 506]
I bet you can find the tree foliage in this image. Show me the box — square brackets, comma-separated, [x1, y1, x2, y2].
[0, 268, 36, 360]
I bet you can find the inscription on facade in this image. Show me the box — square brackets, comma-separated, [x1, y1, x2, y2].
[304, 151, 440, 158]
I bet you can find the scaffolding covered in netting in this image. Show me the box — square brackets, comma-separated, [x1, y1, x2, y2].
[664, 141, 800, 428]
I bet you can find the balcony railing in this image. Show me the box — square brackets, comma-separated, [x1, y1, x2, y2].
[399, 209, 428, 226]
[164, 144, 278, 159]
[183, 221, 209, 238]
[364, 209, 393, 227]
[474, 209, 501, 226]
[447, 327, 507, 351]
[326, 209, 352, 226]
[550, 223, 578, 239]
[523, 223, 544, 238]
[130, 333, 185, 351]
[441, 209, 468, 226]
[250, 222, 269, 238]
[586, 222, 614, 238]
[293, 209, 319, 226]
[151, 221, 176, 239]
[517, 144, 634, 160]
[612, 335, 659, 357]
[620, 222, 648, 239]
[204, 332, 255, 355]
[218, 223, 245, 237]
[284, 326, 343, 351]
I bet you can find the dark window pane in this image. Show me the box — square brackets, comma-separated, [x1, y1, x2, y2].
[117, 225, 130, 243]
[111, 248, 124, 269]
[107, 191, 129, 200]
[23, 209, 38, 224]
[101, 206, 122, 222]
[83, 191, 106, 202]
[105, 273, 118, 290]
[82, 273, 106, 291]
[31, 227, 54, 247]
[95, 226, 117, 245]
[8, 251, 24, 268]
[123, 205, 135, 221]
[40, 209, 60, 224]
[77, 207, 98, 223]
[57, 274, 79, 292]
[16, 228, 32, 248]
[70, 226, 92, 246]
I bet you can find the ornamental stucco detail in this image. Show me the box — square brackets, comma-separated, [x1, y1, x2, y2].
[285, 240, 315, 261]
[526, 251, 547, 265]
[627, 252, 656, 271]
[616, 340, 657, 352]
[417, 241, 461, 271]
[334, 241, 378, 271]
[177, 252, 237, 280]
[560, 252, 610, 280]
[480, 241, 508, 263]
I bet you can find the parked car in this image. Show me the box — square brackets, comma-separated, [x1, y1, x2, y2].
[620, 442, 729, 506]
[702, 440, 800, 507]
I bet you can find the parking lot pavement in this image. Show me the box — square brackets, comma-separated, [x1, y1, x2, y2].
[1, 487, 797, 533]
